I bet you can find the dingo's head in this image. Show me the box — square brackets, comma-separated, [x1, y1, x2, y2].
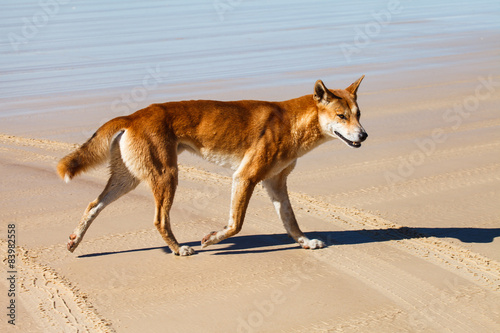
[314, 76, 367, 148]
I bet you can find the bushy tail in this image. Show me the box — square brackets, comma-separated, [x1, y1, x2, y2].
[57, 117, 130, 182]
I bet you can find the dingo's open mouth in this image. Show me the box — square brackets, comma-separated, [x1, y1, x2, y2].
[334, 131, 361, 148]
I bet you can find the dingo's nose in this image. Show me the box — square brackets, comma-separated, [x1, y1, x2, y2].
[359, 131, 368, 142]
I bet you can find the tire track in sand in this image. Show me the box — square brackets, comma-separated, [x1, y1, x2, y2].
[288, 192, 500, 292]
[0, 134, 79, 151]
[295, 139, 500, 181]
[319, 163, 500, 206]
[0, 241, 114, 333]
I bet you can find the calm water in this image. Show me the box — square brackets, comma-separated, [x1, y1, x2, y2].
[1, 0, 499, 113]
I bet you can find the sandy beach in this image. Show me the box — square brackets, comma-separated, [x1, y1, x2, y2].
[1, 0, 499, 332]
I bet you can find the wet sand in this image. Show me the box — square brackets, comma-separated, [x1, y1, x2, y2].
[1, 0, 499, 332]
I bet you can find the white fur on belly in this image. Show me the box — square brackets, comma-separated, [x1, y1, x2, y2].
[200, 149, 242, 170]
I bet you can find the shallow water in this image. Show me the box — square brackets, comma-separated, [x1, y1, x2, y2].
[0, 0, 499, 114]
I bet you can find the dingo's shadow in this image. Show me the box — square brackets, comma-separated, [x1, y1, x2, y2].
[78, 227, 500, 258]
[209, 226, 500, 255]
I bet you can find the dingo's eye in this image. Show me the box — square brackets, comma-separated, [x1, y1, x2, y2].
[337, 114, 346, 120]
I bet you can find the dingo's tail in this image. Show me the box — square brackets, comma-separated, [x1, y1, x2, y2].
[57, 117, 130, 182]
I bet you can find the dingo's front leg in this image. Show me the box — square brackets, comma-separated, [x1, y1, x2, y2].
[201, 174, 256, 248]
[262, 165, 325, 250]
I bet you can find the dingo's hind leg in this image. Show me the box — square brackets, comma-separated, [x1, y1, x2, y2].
[148, 144, 195, 256]
[67, 139, 140, 252]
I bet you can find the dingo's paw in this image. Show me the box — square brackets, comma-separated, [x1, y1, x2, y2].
[67, 234, 80, 252]
[177, 245, 196, 256]
[300, 238, 325, 250]
[201, 231, 220, 248]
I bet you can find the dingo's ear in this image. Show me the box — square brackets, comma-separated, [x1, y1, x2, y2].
[346, 75, 365, 96]
[314, 80, 336, 104]
[313, 80, 328, 102]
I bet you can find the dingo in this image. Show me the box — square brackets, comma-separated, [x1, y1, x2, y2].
[58, 76, 367, 256]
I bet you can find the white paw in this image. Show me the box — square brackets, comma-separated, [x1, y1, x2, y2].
[178, 245, 196, 256]
[201, 231, 224, 248]
[67, 233, 81, 252]
[300, 238, 325, 250]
